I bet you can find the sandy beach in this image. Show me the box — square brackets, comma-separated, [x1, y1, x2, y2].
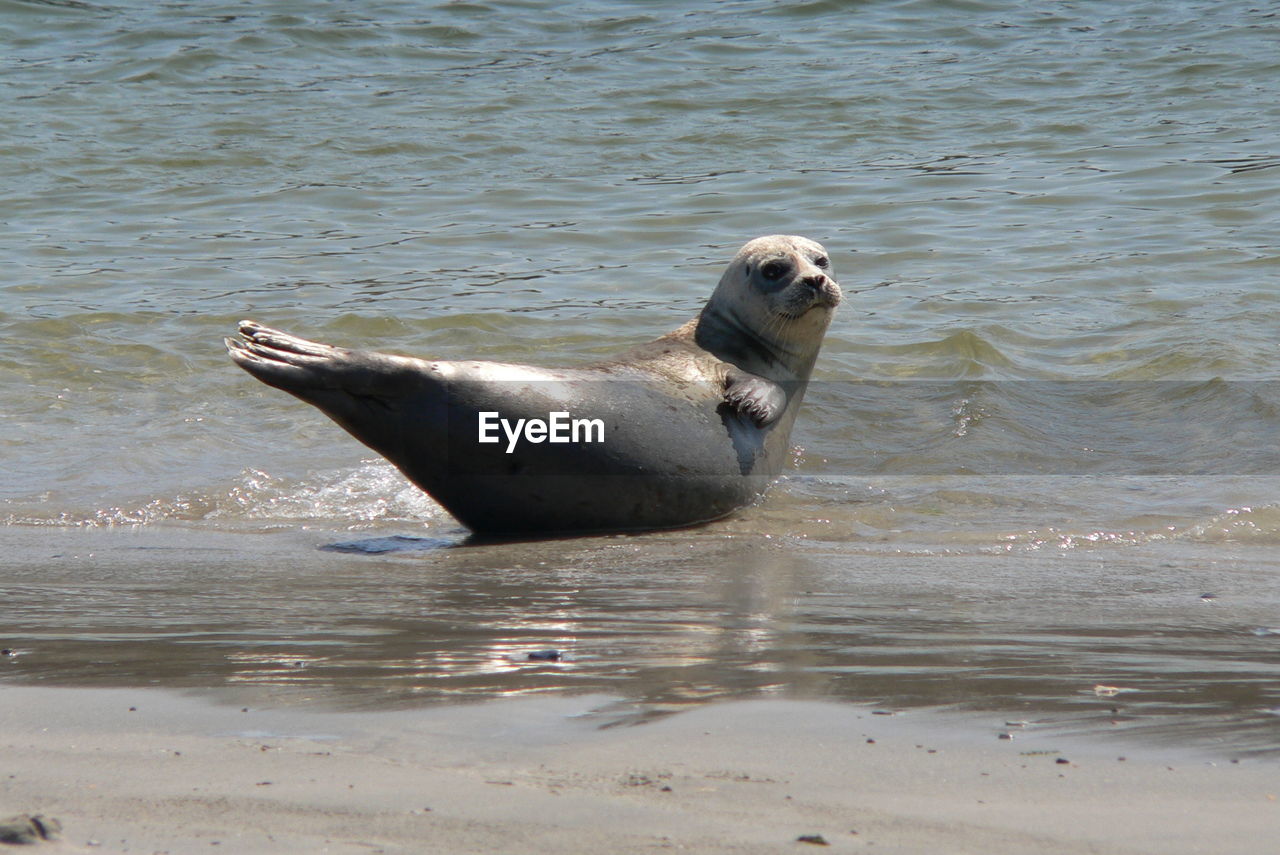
[2, 686, 1275, 854]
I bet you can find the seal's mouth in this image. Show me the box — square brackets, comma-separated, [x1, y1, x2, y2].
[778, 275, 841, 318]
[813, 282, 842, 309]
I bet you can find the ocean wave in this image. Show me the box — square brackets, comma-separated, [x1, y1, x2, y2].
[989, 504, 1280, 550]
[3, 462, 447, 529]
[800, 379, 1280, 476]
[1178, 505, 1280, 545]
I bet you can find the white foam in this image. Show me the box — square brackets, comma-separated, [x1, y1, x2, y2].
[4, 462, 447, 529]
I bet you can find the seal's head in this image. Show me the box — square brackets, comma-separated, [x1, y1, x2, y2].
[697, 235, 842, 380]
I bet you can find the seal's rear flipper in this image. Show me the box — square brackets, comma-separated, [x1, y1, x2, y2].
[227, 321, 428, 399]
[225, 322, 338, 393]
[226, 320, 452, 473]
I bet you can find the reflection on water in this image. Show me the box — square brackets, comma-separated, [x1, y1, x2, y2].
[3, 524, 1277, 756]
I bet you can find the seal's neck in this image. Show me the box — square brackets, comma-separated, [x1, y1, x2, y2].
[694, 301, 818, 383]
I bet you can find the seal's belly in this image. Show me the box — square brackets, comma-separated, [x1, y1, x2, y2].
[397, 374, 787, 534]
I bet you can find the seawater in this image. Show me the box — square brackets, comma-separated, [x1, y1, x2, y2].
[3, 0, 1279, 753]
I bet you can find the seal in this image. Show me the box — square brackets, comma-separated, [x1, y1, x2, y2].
[226, 235, 840, 535]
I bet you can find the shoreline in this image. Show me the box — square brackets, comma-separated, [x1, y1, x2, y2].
[2, 685, 1275, 854]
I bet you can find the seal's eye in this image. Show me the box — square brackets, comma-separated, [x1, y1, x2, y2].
[814, 255, 830, 269]
[761, 260, 789, 281]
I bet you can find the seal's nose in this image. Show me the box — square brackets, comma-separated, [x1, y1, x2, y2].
[800, 271, 842, 308]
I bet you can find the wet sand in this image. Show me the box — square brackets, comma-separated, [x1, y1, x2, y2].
[3, 686, 1275, 854]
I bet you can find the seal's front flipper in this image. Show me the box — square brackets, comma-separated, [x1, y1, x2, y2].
[722, 366, 785, 426]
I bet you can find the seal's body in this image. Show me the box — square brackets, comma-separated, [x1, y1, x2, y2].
[227, 236, 840, 535]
